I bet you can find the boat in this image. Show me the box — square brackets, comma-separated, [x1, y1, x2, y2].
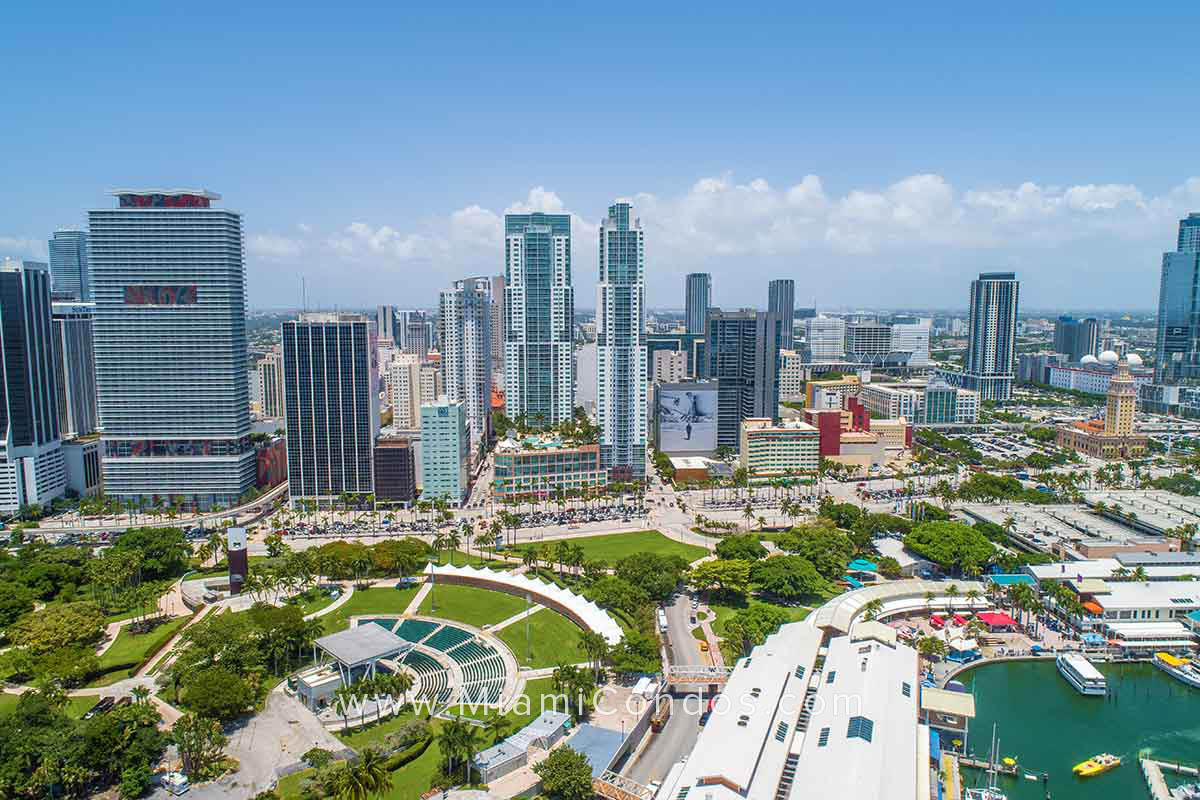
[965, 724, 1008, 800]
[1072, 753, 1121, 777]
[1153, 652, 1200, 689]
[1056, 653, 1107, 696]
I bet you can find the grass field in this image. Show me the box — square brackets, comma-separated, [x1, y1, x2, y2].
[320, 586, 419, 633]
[532, 530, 707, 563]
[433, 549, 518, 570]
[417, 584, 527, 628]
[495, 609, 586, 669]
[87, 614, 193, 686]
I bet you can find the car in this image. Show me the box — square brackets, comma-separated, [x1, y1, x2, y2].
[698, 641, 709, 652]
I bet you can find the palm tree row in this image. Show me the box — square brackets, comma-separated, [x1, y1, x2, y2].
[332, 671, 417, 730]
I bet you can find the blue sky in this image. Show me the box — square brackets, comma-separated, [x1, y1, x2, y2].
[2, 3, 1197, 311]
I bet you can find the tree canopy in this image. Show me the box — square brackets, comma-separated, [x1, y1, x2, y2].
[775, 521, 855, 580]
[533, 746, 595, 800]
[903, 521, 995, 571]
[750, 555, 827, 600]
[715, 535, 768, 561]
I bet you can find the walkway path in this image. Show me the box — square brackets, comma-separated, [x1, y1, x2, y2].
[138, 604, 219, 677]
[404, 581, 432, 616]
[488, 607, 540, 633]
[517, 662, 590, 679]
[305, 584, 354, 620]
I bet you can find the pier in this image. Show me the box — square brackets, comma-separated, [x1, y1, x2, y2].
[1141, 758, 1200, 800]
[957, 755, 1020, 777]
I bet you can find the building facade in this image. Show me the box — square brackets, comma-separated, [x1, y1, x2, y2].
[859, 383, 922, 421]
[490, 274, 505, 375]
[387, 353, 442, 429]
[396, 310, 434, 356]
[504, 213, 574, 428]
[258, 347, 285, 418]
[1156, 219, 1200, 384]
[51, 301, 98, 439]
[89, 189, 254, 507]
[802, 315, 846, 360]
[739, 417, 819, 477]
[706, 309, 783, 448]
[376, 305, 397, 344]
[1057, 356, 1148, 460]
[962, 271, 1019, 401]
[439, 278, 492, 451]
[890, 322, 931, 367]
[652, 349, 689, 383]
[645, 332, 706, 381]
[767, 278, 795, 349]
[373, 436, 416, 506]
[921, 377, 979, 424]
[419, 398, 468, 506]
[684, 272, 710, 334]
[48, 229, 90, 301]
[61, 436, 102, 498]
[493, 437, 607, 497]
[778, 349, 804, 399]
[0, 261, 66, 512]
[596, 202, 647, 478]
[281, 314, 379, 506]
[1053, 316, 1100, 363]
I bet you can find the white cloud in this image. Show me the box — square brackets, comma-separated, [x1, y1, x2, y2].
[248, 233, 304, 258]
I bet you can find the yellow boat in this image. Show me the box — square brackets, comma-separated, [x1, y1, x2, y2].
[1073, 753, 1121, 777]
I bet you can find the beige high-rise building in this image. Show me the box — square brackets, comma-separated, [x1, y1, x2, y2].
[258, 347, 285, 418]
[1104, 356, 1137, 436]
[652, 350, 688, 383]
[1056, 354, 1147, 459]
[388, 354, 443, 429]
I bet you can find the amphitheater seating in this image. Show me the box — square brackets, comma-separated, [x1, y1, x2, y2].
[396, 619, 440, 643]
[445, 639, 498, 666]
[360, 617, 399, 633]
[424, 625, 474, 652]
[402, 650, 449, 703]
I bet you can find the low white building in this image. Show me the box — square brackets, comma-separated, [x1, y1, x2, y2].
[859, 383, 923, 421]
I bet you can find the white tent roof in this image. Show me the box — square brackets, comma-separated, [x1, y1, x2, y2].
[424, 563, 624, 644]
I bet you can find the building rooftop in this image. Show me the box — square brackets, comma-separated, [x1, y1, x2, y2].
[1077, 581, 1200, 610]
[315, 624, 409, 667]
[109, 188, 221, 199]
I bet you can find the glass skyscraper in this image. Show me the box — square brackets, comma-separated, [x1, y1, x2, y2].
[439, 278, 492, 450]
[0, 260, 66, 512]
[1156, 213, 1200, 383]
[48, 229, 90, 301]
[963, 272, 1019, 401]
[51, 301, 98, 439]
[88, 189, 254, 507]
[768, 279, 795, 349]
[281, 314, 378, 506]
[705, 309, 783, 448]
[504, 213, 574, 427]
[685, 273, 711, 334]
[597, 202, 646, 478]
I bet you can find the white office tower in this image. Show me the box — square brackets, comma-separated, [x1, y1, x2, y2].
[281, 314, 379, 507]
[51, 301, 98, 438]
[596, 202, 647, 479]
[439, 278, 492, 451]
[803, 315, 846, 360]
[0, 261, 66, 512]
[396, 310, 434, 356]
[388, 353, 442, 429]
[890, 322, 931, 367]
[504, 213, 574, 427]
[48, 229, 90, 300]
[89, 190, 254, 508]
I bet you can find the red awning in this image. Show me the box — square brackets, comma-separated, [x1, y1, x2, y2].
[1082, 601, 1105, 615]
[976, 611, 1018, 627]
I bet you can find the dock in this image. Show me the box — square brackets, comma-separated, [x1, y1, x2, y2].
[1141, 758, 1200, 800]
[957, 755, 1020, 777]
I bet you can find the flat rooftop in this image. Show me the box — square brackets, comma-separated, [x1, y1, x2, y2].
[315, 623, 409, 666]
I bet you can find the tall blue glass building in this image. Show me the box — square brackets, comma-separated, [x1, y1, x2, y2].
[504, 213, 574, 427]
[48, 229, 90, 300]
[685, 273, 710, 334]
[1156, 213, 1200, 383]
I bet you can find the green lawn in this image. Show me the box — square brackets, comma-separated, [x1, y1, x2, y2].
[533, 530, 707, 563]
[417, 584, 528, 628]
[495, 609, 586, 669]
[335, 708, 419, 751]
[320, 586, 419, 634]
[0, 693, 98, 719]
[284, 587, 342, 617]
[87, 614, 193, 686]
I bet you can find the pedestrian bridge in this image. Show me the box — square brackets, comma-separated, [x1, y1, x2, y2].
[594, 770, 655, 800]
[664, 664, 734, 685]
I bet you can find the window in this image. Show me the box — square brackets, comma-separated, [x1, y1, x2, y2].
[774, 721, 789, 742]
[793, 665, 806, 679]
[901, 682, 912, 697]
[847, 716, 874, 742]
[826, 670, 837, 684]
[817, 727, 830, 747]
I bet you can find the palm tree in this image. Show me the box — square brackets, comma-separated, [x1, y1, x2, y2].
[356, 747, 393, 798]
[945, 584, 959, 614]
[521, 547, 537, 571]
[742, 503, 755, 532]
[579, 630, 608, 682]
[333, 685, 356, 730]
[131, 685, 150, 705]
[862, 597, 884, 621]
[392, 670, 415, 708]
[484, 715, 512, 745]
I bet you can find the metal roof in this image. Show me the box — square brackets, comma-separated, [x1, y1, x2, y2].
[315, 623, 409, 666]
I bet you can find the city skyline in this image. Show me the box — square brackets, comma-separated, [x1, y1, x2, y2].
[3, 7, 1199, 311]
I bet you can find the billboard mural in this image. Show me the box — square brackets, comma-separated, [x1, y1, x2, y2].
[657, 385, 717, 453]
[124, 285, 198, 305]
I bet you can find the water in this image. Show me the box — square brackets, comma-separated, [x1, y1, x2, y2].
[962, 660, 1200, 800]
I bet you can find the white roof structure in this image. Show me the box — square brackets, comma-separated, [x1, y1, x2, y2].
[1085, 581, 1200, 612]
[1104, 621, 1194, 640]
[808, 579, 988, 633]
[424, 563, 624, 644]
[315, 624, 409, 667]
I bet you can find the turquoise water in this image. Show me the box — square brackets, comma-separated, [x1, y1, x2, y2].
[962, 660, 1200, 799]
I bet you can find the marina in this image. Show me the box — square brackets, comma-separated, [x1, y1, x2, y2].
[1153, 652, 1200, 689]
[959, 659, 1200, 799]
[1056, 653, 1108, 696]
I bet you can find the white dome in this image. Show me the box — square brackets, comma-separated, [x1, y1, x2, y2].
[1098, 350, 1119, 364]
[1126, 352, 1143, 366]
[1080, 354, 1099, 365]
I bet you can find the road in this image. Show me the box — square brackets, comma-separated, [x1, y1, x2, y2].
[623, 592, 703, 785]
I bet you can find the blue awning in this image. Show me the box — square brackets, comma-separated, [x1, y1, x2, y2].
[930, 728, 942, 761]
[843, 575, 865, 588]
[848, 559, 878, 572]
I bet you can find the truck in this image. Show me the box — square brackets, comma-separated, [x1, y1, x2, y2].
[650, 696, 672, 732]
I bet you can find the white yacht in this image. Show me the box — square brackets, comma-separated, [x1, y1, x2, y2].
[1154, 652, 1200, 689]
[1056, 653, 1107, 696]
